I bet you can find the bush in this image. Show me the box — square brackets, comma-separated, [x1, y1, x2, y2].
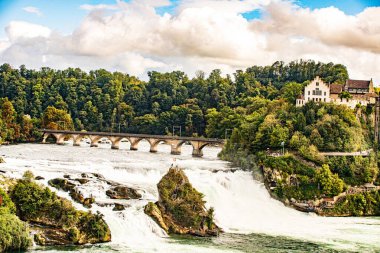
[0, 214, 32, 252]
[0, 188, 16, 214]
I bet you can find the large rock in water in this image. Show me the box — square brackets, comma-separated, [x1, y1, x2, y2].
[144, 167, 221, 237]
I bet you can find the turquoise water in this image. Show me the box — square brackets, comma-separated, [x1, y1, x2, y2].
[32, 233, 379, 253]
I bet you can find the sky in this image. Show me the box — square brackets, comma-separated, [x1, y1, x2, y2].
[0, 0, 380, 83]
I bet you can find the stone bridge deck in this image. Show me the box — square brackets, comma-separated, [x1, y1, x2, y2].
[40, 129, 224, 157]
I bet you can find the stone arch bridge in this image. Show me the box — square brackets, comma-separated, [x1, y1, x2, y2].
[41, 129, 224, 157]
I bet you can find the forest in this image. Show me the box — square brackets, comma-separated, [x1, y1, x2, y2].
[0, 59, 353, 147]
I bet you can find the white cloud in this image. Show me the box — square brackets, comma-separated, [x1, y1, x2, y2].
[5, 21, 51, 42]
[23, 6, 42, 16]
[1, 0, 380, 83]
[80, 4, 119, 11]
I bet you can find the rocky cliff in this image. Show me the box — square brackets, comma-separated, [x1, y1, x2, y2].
[145, 167, 221, 237]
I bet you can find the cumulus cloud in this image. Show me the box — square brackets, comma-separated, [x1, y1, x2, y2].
[1, 0, 380, 83]
[5, 21, 51, 41]
[23, 6, 42, 16]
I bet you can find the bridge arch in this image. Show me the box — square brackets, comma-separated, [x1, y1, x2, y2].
[42, 133, 58, 144]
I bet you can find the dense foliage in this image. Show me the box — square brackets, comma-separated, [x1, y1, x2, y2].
[261, 155, 345, 200]
[0, 188, 31, 252]
[10, 171, 111, 244]
[324, 190, 380, 216]
[0, 60, 349, 143]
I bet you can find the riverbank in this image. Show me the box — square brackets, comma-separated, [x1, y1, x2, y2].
[221, 149, 380, 217]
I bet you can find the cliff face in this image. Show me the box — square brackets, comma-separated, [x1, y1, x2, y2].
[145, 167, 221, 237]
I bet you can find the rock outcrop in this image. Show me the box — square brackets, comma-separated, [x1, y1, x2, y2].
[144, 167, 221, 237]
[106, 186, 142, 200]
[11, 173, 111, 246]
[48, 178, 95, 208]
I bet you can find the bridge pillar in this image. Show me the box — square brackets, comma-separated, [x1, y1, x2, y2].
[56, 134, 66, 145]
[129, 137, 141, 151]
[42, 133, 49, 143]
[190, 141, 205, 157]
[110, 137, 122, 150]
[167, 140, 182, 155]
[72, 134, 82, 146]
[90, 136, 101, 147]
[147, 138, 160, 153]
[192, 148, 204, 157]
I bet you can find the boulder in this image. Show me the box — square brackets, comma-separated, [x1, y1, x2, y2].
[144, 167, 221, 237]
[35, 176, 45, 180]
[75, 178, 89, 184]
[48, 178, 76, 192]
[112, 203, 125, 211]
[106, 186, 141, 199]
[69, 191, 95, 208]
[0, 157, 5, 163]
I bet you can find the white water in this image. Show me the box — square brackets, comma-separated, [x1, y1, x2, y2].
[0, 142, 379, 252]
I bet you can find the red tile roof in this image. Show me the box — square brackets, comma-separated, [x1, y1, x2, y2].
[330, 84, 343, 94]
[346, 79, 371, 89]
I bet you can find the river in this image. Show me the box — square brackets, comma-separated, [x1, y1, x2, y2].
[0, 142, 379, 253]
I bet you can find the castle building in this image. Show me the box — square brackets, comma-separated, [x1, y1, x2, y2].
[296, 76, 377, 109]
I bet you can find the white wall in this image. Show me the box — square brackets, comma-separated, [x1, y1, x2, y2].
[304, 76, 330, 103]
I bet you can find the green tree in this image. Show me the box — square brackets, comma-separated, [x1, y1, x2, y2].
[42, 106, 74, 130]
[315, 164, 344, 197]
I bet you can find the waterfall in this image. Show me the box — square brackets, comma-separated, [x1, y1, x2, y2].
[0, 143, 379, 252]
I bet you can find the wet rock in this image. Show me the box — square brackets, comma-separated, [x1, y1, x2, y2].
[32, 226, 71, 246]
[69, 191, 95, 208]
[112, 203, 125, 211]
[83, 197, 95, 208]
[144, 167, 221, 237]
[106, 186, 141, 200]
[144, 202, 168, 231]
[81, 173, 88, 178]
[35, 176, 45, 180]
[48, 178, 76, 192]
[75, 178, 89, 184]
[92, 173, 105, 180]
[0, 170, 6, 174]
[63, 175, 71, 179]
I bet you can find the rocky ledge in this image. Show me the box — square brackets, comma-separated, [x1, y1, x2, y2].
[144, 167, 221, 237]
[11, 172, 111, 246]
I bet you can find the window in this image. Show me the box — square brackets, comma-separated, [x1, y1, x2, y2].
[324, 92, 326, 96]
[324, 98, 326, 102]
[313, 88, 322, 96]
[308, 91, 310, 95]
[316, 82, 319, 86]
